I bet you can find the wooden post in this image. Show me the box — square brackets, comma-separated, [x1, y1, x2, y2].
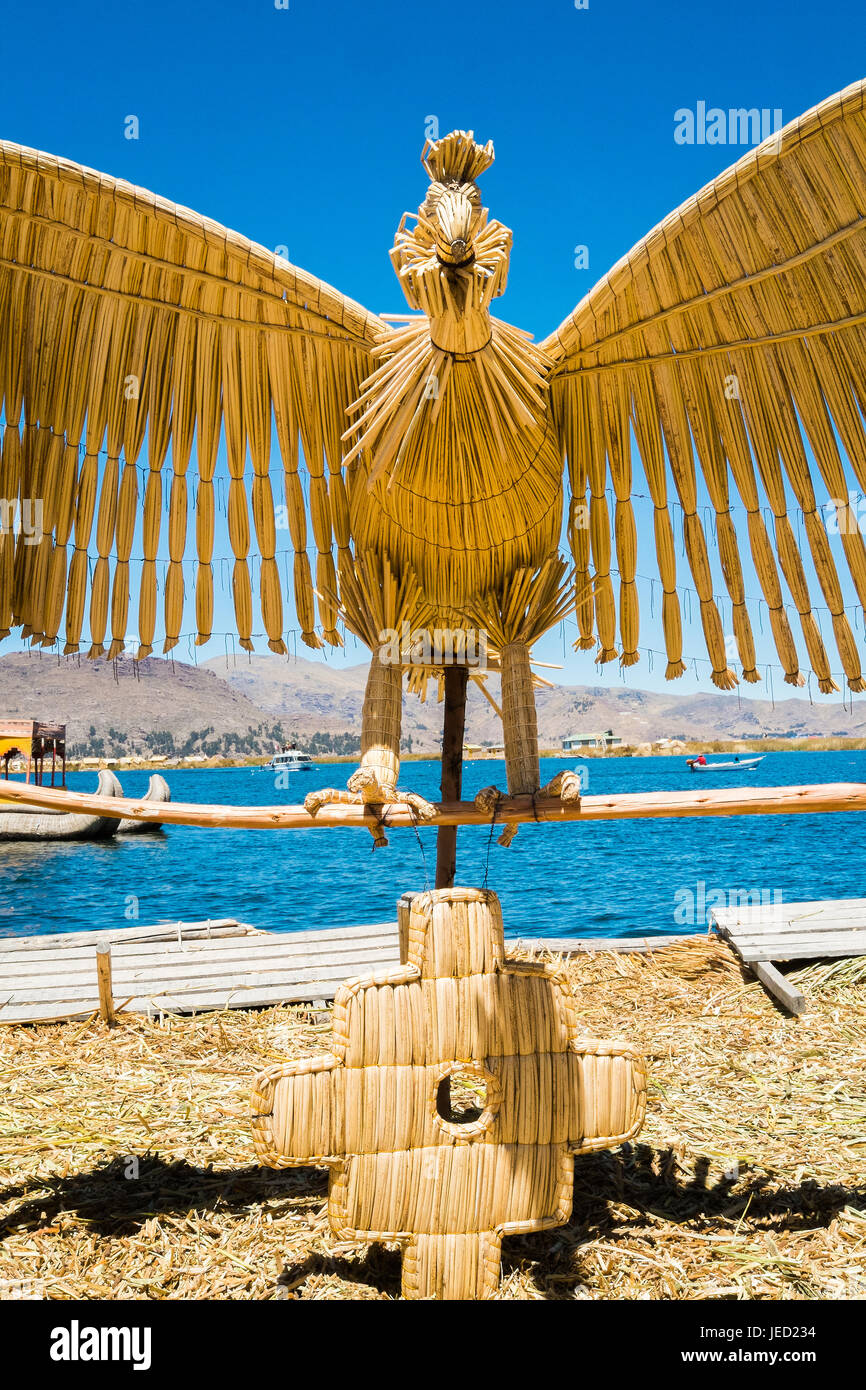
[752, 960, 807, 1016]
[95, 944, 117, 1025]
[435, 665, 469, 888]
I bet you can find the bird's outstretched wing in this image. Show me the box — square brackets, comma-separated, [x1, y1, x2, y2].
[543, 78, 866, 693]
[0, 140, 385, 656]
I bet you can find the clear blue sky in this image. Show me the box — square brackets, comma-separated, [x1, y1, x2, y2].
[2, 0, 865, 703]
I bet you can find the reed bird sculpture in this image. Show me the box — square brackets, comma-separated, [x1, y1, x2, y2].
[1, 79, 865, 842]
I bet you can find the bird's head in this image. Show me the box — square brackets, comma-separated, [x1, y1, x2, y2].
[389, 129, 510, 335]
[419, 130, 495, 266]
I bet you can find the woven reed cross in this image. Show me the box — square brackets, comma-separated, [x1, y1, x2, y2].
[252, 888, 646, 1300]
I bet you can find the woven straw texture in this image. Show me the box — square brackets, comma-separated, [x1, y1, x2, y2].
[544, 78, 866, 692]
[2, 80, 864, 696]
[251, 888, 646, 1300]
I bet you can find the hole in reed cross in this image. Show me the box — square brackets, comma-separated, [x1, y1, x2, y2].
[436, 1070, 487, 1124]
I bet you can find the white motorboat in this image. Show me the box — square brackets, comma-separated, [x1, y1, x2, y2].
[686, 755, 765, 772]
[262, 749, 316, 773]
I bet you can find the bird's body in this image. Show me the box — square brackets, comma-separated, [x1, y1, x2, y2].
[346, 317, 563, 616]
[343, 133, 563, 621]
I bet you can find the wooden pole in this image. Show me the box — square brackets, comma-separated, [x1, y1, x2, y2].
[435, 665, 469, 888]
[95, 944, 116, 1026]
[4, 778, 866, 828]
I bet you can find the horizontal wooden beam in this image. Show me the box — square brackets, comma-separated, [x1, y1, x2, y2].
[2, 779, 866, 829]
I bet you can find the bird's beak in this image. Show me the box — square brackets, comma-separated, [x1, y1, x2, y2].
[433, 189, 478, 265]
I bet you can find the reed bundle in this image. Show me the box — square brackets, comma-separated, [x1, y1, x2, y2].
[466, 559, 575, 798]
[344, 320, 562, 613]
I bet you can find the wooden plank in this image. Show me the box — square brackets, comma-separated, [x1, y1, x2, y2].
[718, 920, 866, 938]
[719, 929, 866, 949]
[713, 897, 866, 920]
[0, 928, 695, 987]
[0, 955, 403, 1003]
[0, 934, 402, 981]
[737, 939, 866, 962]
[717, 934, 866, 956]
[0, 980, 358, 1025]
[725, 929, 866, 947]
[752, 961, 807, 1015]
[712, 928, 866, 961]
[711, 907, 866, 929]
[712, 923, 866, 946]
[0, 920, 396, 966]
[0, 924, 695, 986]
[719, 915, 866, 933]
[4, 778, 866, 829]
[0, 919, 253, 952]
[513, 933, 693, 954]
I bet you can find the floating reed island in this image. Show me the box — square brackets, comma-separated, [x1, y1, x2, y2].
[1, 938, 863, 1301]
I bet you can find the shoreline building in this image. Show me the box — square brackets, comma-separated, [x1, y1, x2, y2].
[562, 730, 622, 753]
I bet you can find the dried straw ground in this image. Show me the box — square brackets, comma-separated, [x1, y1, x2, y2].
[1, 939, 864, 1301]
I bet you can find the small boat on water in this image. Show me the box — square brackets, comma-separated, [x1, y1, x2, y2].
[686, 755, 765, 773]
[262, 749, 316, 773]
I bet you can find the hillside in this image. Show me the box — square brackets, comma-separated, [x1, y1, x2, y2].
[0, 652, 304, 759]
[1, 649, 864, 759]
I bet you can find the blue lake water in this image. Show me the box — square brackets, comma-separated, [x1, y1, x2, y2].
[1, 751, 863, 941]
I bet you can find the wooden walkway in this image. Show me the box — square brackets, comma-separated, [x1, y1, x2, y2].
[710, 897, 866, 1015]
[0, 919, 691, 1026]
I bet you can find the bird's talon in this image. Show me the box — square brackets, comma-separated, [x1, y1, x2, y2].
[308, 771, 435, 845]
[474, 785, 518, 846]
[474, 785, 502, 815]
[539, 771, 582, 806]
[304, 788, 363, 816]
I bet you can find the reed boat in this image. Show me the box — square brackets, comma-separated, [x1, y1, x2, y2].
[116, 773, 171, 832]
[0, 770, 171, 840]
[0, 768, 124, 841]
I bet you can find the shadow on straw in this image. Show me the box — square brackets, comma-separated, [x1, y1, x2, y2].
[0, 1154, 326, 1241]
[501, 1144, 866, 1299]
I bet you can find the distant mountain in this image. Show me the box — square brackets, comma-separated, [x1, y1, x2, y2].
[0, 648, 863, 760]
[203, 653, 866, 747]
